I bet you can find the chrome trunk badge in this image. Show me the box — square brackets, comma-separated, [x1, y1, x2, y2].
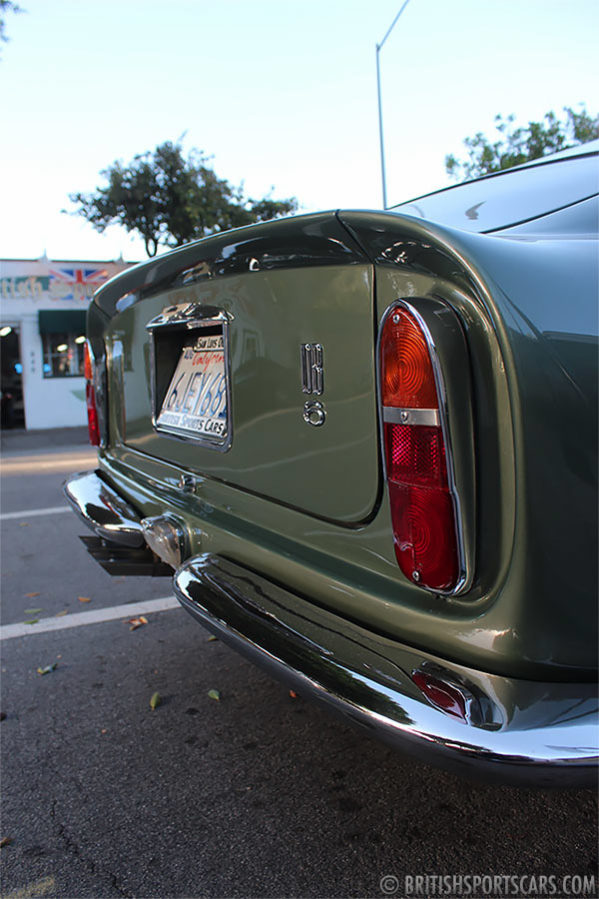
[300, 343, 324, 395]
[303, 400, 326, 427]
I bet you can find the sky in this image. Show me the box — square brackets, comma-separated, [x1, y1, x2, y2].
[1, 0, 597, 262]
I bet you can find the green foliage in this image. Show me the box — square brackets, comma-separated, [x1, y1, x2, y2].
[69, 141, 299, 257]
[445, 106, 598, 182]
[0, 0, 23, 53]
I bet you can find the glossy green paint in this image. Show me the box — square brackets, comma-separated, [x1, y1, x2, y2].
[110, 264, 379, 523]
[94, 210, 597, 681]
[343, 210, 597, 676]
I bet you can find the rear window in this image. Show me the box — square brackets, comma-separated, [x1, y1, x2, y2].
[391, 153, 599, 233]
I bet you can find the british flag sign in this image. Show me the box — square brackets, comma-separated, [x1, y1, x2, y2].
[49, 267, 109, 300]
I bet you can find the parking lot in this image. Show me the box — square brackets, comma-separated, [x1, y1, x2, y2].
[1, 428, 597, 899]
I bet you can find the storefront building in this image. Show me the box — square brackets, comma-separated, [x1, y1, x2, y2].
[0, 257, 135, 429]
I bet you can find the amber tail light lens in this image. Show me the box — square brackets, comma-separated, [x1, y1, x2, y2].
[380, 305, 460, 592]
[84, 341, 100, 447]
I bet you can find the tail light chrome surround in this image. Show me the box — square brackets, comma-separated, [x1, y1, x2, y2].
[377, 299, 471, 596]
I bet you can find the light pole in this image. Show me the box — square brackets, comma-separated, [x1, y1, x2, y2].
[376, 0, 412, 209]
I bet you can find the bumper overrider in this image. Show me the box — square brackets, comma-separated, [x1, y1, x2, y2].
[64, 470, 599, 788]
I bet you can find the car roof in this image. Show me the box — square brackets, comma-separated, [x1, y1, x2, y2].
[391, 141, 599, 234]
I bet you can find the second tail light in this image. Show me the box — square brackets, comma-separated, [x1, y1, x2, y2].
[84, 340, 103, 447]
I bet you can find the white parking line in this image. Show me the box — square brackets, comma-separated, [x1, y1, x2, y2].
[0, 596, 182, 640]
[0, 454, 96, 474]
[1, 506, 71, 520]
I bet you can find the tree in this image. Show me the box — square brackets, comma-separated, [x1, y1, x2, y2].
[445, 106, 598, 182]
[69, 141, 298, 257]
[0, 1, 22, 55]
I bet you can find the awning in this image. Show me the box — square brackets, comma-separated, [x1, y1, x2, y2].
[38, 310, 87, 335]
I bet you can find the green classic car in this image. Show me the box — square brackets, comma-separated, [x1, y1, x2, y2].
[65, 142, 598, 787]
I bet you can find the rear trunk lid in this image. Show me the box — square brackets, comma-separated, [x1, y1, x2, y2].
[100, 214, 380, 524]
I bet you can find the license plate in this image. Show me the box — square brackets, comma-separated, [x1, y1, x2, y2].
[156, 333, 228, 440]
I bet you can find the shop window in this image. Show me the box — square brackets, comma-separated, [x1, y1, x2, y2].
[42, 332, 86, 378]
[38, 310, 87, 379]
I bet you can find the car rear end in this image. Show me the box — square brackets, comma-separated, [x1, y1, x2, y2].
[65, 175, 598, 786]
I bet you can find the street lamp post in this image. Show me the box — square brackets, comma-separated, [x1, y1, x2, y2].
[376, 0, 412, 209]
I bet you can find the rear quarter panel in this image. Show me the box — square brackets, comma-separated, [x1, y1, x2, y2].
[342, 211, 597, 676]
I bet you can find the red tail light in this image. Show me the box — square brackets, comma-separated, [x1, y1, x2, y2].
[379, 304, 461, 592]
[84, 341, 100, 447]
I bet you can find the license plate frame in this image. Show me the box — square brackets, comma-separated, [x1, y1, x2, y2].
[146, 304, 232, 450]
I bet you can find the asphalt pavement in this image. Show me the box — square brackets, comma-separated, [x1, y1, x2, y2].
[0, 429, 597, 899]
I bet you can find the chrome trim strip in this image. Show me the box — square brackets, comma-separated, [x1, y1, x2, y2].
[376, 300, 470, 596]
[63, 470, 144, 547]
[383, 406, 441, 427]
[174, 554, 598, 788]
[145, 303, 229, 332]
[313, 344, 324, 395]
[300, 343, 310, 393]
[145, 303, 233, 452]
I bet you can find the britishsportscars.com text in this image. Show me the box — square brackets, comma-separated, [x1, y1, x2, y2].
[379, 874, 596, 896]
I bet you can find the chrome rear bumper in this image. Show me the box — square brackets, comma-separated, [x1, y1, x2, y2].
[64, 470, 598, 787]
[174, 554, 599, 789]
[63, 470, 144, 547]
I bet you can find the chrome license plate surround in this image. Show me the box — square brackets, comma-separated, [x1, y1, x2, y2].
[146, 303, 232, 451]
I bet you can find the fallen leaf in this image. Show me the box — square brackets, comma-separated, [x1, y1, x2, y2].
[24, 608, 43, 615]
[78, 596, 91, 603]
[208, 689, 220, 702]
[55, 610, 68, 617]
[25, 592, 41, 598]
[37, 663, 58, 676]
[150, 692, 161, 710]
[207, 635, 218, 642]
[19, 522, 29, 527]
[289, 690, 298, 699]
[128, 615, 148, 631]
[0, 837, 12, 848]
[25, 619, 39, 625]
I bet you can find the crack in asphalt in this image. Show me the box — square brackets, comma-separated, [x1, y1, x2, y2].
[49, 797, 133, 898]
